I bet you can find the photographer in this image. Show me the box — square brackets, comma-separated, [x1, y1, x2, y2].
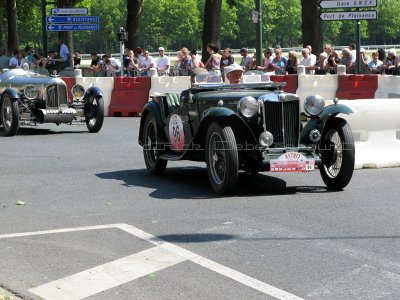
[101, 54, 120, 77]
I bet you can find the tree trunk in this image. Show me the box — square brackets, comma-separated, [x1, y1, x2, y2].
[126, 0, 143, 50]
[7, 0, 18, 51]
[201, 0, 222, 63]
[301, 0, 323, 56]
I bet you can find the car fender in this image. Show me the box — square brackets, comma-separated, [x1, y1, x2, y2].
[83, 85, 103, 101]
[301, 104, 353, 144]
[138, 101, 165, 146]
[1, 88, 20, 102]
[192, 107, 258, 148]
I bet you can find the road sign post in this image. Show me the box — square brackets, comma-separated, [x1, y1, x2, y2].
[319, 1, 378, 74]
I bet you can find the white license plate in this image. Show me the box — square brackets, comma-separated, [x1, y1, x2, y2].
[270, 152, 315, 172]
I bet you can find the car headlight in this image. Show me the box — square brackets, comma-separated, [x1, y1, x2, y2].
[238, 96, 258, 118]
[304, 95, 325, 116]
[71, 84, 85, 100]
[24, 85, 40, 100]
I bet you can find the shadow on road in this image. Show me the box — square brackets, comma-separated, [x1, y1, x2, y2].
[96, 167, 337, 199]
[154, 233, 237, 243]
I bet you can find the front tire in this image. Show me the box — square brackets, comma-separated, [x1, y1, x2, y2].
[85, 96, 104, 133]
[143, 114, 167, 175]
[206, 123, 239, 195]
[319, 117, 355, 190]
[1, 95, 20, 136]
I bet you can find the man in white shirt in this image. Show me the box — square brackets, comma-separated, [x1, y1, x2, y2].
[300, 48, 316, 74]
[156, 47, 170, 75]
[140, 50, 154, 76]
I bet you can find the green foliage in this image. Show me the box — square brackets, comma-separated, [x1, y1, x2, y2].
[1, 0, 399, 53]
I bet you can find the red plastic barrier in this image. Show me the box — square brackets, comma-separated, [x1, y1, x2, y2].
[270, 75, 298, 94]
[61, 77, 76, 103]
[336, 75, 378, 100]
[108, 77, 151, 117]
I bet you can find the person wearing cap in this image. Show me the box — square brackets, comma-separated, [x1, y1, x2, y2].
[239, 47, 253, 71]
[135, 47, 144, 65]
[155, 47, 170, 76]
[225, 64, 244, 84]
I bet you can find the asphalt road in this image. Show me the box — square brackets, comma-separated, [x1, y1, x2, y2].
[1, 118, 400, 300]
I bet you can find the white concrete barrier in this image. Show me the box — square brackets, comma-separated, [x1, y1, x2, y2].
[296, 75, 338, 108]
[149, 76, 191, 96]
[375, 75, 400, 99]
[338, 99, 400, 169]
[243, 74, 271, 83]
[76, 77, 114, 117]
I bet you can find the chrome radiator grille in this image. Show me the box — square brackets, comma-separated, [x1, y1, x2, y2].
[263, 100, 300, 148]
[46, 84, 68, 108]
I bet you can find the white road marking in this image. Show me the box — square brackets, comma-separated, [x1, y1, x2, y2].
[116, 224, 304, 300]
[1, 223, 304, 300]
[0, 224, 123, 239]
[28, 246, 186, 300]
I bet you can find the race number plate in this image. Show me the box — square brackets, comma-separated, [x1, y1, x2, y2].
[270, 152, 315, 172]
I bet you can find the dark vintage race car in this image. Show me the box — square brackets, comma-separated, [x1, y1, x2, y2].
[138, 81, 355, 194]
[0, 68, 104, 136]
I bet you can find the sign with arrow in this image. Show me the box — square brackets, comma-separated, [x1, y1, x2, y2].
[319, 0, 377, 9]
[320, 10, 377, 21]
[46, 16, 99, 23]
[46, 24, 99, 31]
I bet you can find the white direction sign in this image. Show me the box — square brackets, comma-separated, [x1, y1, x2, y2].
[51, 7, 88, 15]
[319, 0, 377, 9]
[320, 10, 377, 20]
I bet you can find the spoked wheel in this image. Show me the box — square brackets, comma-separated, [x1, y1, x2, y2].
[319, 117, 355, 190]
[205, 123, 238, 195]
[85, 96, 104, 133]
[1, 94, 20, 136]
[143, 114, 167, 175]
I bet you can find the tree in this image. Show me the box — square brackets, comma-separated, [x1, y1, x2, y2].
[301, 0, 323, 55]
[7, 0, 18, 50]
[201, 0, 222, 63]
[126, 0, 143, 50]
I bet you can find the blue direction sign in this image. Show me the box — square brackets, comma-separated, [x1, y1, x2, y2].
[51, 7, 88, 15]
[46, 16, 99, 23]
[46, 24, 99, 31]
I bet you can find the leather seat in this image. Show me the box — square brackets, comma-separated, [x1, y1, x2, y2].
[165, 93, 181, 115]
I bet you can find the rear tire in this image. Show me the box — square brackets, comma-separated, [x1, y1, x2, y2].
[1, 94, 19, 136]
[319, 117, 355, 190]
[205, 123, 238, 194]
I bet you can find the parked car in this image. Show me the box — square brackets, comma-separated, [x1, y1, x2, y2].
[0, 67, 104, 136]
[138, 80, 355, 194]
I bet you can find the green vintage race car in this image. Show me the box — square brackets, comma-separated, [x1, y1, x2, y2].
[138, 81, 355, 194]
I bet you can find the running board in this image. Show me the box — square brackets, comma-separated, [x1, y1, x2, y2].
[159, 152, 184, 161]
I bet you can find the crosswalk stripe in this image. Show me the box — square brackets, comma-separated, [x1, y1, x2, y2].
[28, 246, 186, 300]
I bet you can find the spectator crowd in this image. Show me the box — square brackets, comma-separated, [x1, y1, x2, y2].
[1, 41, 400, 78]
